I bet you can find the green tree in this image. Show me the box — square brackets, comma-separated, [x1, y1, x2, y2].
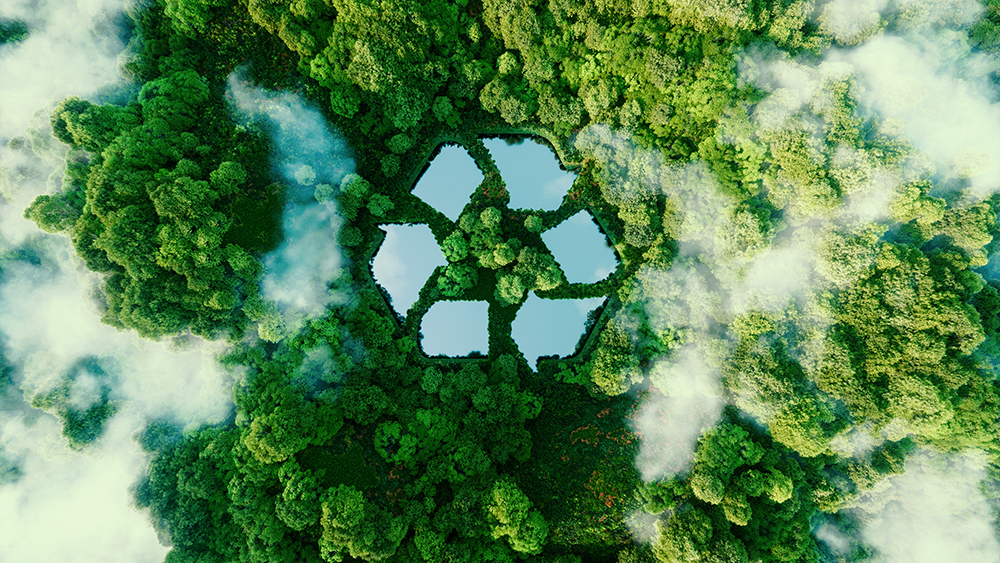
[0, 20, 28, 44]
[438, 263, 479, 297]
[320, 485, 408, 561]
[276, 461, 323, 531]
[23, 194, 82, 234]
[34, 60, 266, 340]
[485, 479, 549, 555]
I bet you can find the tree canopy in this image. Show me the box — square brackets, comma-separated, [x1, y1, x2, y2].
[20, 0, 1000, 561]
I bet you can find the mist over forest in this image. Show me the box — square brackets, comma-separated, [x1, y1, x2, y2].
[1, 0, 999, 562]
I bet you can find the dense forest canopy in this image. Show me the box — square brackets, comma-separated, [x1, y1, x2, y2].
[2, 0, 1000, 561]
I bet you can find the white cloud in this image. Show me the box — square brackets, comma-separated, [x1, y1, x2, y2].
[814, 519, 852, 555]
[0, 235, 234, 560]
[854, 449, 1000, 563]
[0, 245, 234, 429]
[625, 509, 660, 543]
[0, 0, 125, 141]
[743, 9, 1000, 199]
[635, 263, 723, 336]
[736, 242, 817, 313]
[632, 342, 726, 481]
[739, 53, 853, 131]
[226, 72, 355, 195]
[0, 6, 183, 554]
[259, 202, 348, 324]
[67, 369, 105, 410]
[839, 34, 1000, 196]
[227, 73, 356, 335]
[828, 424, 882, 459]
[816, 0, 890, 45]
[0, 413, 169, 563]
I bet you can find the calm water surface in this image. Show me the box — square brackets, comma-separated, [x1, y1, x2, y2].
[377, 140, 617, 365]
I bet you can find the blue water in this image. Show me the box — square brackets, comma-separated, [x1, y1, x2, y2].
[411, 145, 483, 219]
[543, 212, 616, 283]
[512, 294, 605, 368]
[371, 224, 445, 315]
[420, 300, 489, 357]
[391, 139, 617, 365]
[483, 138, 574, 211]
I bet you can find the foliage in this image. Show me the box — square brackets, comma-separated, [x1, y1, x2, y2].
[29, 7, 283, 340]
[29, 357, 118, 450]
[649, 414, 822, 563]
[31, 0, 998, 561]
[0, 19, 28, 45]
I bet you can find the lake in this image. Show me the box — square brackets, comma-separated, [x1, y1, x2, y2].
[374, 138, 617, 365]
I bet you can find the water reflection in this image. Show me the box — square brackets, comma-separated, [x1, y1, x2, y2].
[411, 145, 482, 219]
[372, 224, 444, 315]
[421, 301, 489, 357]
[543, 212, 616, 283]
[483, 138, 574, 210]
[512, 294, 604, 368]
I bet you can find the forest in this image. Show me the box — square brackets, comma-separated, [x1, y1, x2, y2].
[2, 0, 1000, 561]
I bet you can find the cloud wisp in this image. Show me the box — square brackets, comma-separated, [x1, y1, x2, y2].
[226, 73, 355, 339]
[578, 0, 1000, 515]
[573, 128, 736, 482]
[0, 0, 126, 142]
[0, 235, 237, 561]
[0, 0, 132, 246]
[840, 32, 1000, 197]
[850, 449, 1000, 563]
[574, 125, 843, 483]
[745, 0, 999, 199]
[0, 412, 169, 563]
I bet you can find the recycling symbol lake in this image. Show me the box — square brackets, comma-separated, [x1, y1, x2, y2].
[370, 137, 619, 365]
